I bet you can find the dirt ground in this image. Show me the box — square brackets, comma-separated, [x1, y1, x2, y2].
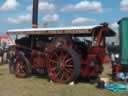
[0, 64, 128, 96]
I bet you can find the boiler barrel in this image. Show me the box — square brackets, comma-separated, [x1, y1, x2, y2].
[118, 17, 128, 65]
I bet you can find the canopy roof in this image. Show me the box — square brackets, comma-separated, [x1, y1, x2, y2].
[7, 25, 116, 37]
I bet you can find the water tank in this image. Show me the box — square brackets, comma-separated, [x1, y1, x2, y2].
[118, 17, 128, 65]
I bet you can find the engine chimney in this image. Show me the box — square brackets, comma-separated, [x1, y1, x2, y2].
[32, 0, 38, 28]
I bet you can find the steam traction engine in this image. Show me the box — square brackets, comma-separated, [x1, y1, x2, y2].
[7, 24, 115, 83]
[6, 0, 115, 83]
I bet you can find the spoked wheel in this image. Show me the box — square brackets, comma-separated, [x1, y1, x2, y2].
[47, 48, 80, 83]
[14, 53, 31, 78]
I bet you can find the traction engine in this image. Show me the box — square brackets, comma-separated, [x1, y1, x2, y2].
[6, 0, 115, 83]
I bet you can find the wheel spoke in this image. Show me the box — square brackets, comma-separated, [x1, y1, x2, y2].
[65, 58, 72, 64]
[65, 64, 73, 68]
[55, 70, 61, 79]
[59, 51, 65, 62]
[51, 66, 58, 71]
[49, 59, 59, 64]
[54, 52, 59, 59]
[64, 68, 73, 74]
[21, 69, 25, 73]
[61, 54, 69, 63]
[63, 70, 71, 81]
[19, 65, 24, 73]
[16, 63, 21, 72]
[63, 54, 69, 60]
[60, 71, 64, 80]
[22, 66, 27, 73]
[63, 70, 72, 81]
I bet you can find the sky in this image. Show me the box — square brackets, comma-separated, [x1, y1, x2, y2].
[0, 0, 128, 35]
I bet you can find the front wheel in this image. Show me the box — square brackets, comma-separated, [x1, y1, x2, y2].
[14, 52, 31, 78]
[47, 47, 80, 83]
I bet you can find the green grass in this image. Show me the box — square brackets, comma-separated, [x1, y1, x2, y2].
[0, 64, 128, 96]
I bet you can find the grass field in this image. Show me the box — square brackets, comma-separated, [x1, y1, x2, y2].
[0, 64, 128, 96]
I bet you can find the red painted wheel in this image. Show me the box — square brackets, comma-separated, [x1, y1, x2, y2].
[47, 48, 80, 83]
[14, 53, 31, 78]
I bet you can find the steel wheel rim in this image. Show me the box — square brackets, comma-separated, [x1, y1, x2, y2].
[48, 48, 74, 83]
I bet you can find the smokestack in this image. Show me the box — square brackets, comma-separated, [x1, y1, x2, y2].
[32, 0, 38, 28]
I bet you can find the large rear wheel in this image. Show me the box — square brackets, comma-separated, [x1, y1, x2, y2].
[47, 48, 80, 83]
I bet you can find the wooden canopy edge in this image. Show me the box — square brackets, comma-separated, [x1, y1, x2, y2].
[6, 25, 116, 37]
